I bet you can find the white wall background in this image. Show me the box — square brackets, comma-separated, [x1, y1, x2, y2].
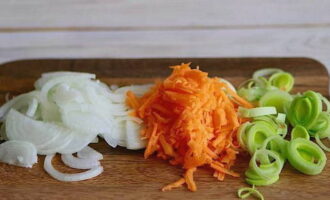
[0, 0, 330, 74]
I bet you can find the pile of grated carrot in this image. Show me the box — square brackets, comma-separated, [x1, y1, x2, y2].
[126, 63, 253, 192]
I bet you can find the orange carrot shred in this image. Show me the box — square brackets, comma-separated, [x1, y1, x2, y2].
[126, 63, 252, 191]
[162, 178, 186, 191]
[184, 168, 197, 192]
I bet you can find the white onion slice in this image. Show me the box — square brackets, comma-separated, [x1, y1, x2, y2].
[6, 109, 97, 155]
[107, 118, 126, 147]
[6, 109, 59, 148]
[61, 154, 100, 169]
[116, 115, 143, 124]
[58, 131, 97, 154]
[44, 154, 103, 182]
[114, 84, 152, 97]
[42, 71, 95, 79]
[77, 146, 103, 161]
[26, 98, 39, 117]
[35, 72, 95, 90]
[91, 137, 99, 143]
[125, 120, 146, 150]
[0, 91, 39, 121]
[40, 101, 61, 122]
[52, 84, 85, 104]
[110, 85, 119, 90]
[40, 76, 96, 103]
[108, 93, 125, 103]
[61, 111, 114, 136]
[0, 140, 38, 168]
[38, 133, 73, 155]
[103, 133, 119, 148]
[219, 78, 236, 93]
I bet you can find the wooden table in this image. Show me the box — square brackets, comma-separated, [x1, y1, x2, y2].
[0, 0, 330, 75]
[0, 58, 329, 200]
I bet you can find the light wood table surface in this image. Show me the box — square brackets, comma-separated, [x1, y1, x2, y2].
[0, 1, 329, 81]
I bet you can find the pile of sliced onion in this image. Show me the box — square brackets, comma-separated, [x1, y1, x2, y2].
[0, 140, 37, 168]
[0, 71, 151, 182]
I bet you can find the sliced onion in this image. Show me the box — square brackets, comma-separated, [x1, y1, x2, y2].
[219, 78, 236, 93]
[38, 133, 74, 155]
[58, 131, 98, 154]
[77, 146, 103, 161]
[0, 91, 39, 121]
[26, 98, 39, 117]
[108, 118, 127, 147]
[108, 93, 125, 103]
[35, 72, 95, 90]
[114, 84, 152, 97]
[110, 85, 119, 90]
[103, 133, 119, 148]
[41, 71, 95, 79]
[6, 109, 59, 148]
[0, 140, 37, 168]
[44, 154, 103, 182]
[40, 76, 96, 103]
[126, 120, 146, 150]
[61, 154, 100, 169]
[91, 137, 99, 143]
[6, 109, 96, 155]
[52, 84, 85, 105]
[61, 111, 114, 136]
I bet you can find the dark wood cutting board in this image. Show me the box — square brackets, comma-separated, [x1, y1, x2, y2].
[0, 58, 329, 200]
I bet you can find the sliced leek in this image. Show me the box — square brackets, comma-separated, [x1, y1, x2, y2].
[287, 138, 326, 175]
[291, 125, 310, 140]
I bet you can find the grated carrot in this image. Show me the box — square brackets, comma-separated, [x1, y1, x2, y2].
[126, 63, 252, 191]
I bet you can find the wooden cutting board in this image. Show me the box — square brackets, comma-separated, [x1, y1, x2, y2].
[0, 58, 329, 200]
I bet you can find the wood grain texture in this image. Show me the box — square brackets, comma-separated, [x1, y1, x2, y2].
[0, 58, 329, 200]
[0, 0, 330, 78]
[1, 28, 330, 75]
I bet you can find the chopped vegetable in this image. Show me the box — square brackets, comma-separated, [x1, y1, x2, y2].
[238, 68, 294, 106]
[315, 133, 330, 152]
[287, 138, 326, 175]
[238, 185, 264, 200]
[44, 154, 104, 181]
[127, 63, 253, 191]
[268, 72, 294, 92]
[237, 67, 330, 200]
[238, 107, 277, 118]
[61, 153, 101, 169]
[238, 115, 287, 155]
[6, 109, 97, 155]
[291, 125, 310, 140]
[0, 71, 150, 182]
[259, 90, 292, 113]
[309, 112, 330, 138]
[0, 140, 37, 168]
[77, 146, 103, 161]
[288, 91, 322, 128]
